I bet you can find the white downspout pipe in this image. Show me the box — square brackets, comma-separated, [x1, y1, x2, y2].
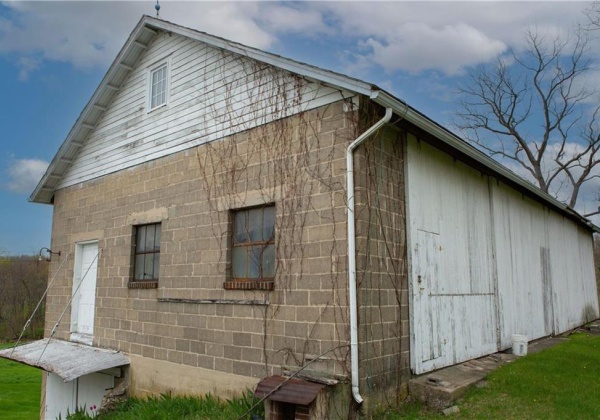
[347, 107, 393, 404]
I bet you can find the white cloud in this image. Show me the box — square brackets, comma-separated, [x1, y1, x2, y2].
[16, 56, 40, 81]
[4, 159, 49, 194]
[363, 23, 506, 75]
[0, 1, 593, 79]
[0, 1, 275, 77]
[170, 2, 274, 49]
[258, 3, 329, 35]
[309, 2, 590, 75]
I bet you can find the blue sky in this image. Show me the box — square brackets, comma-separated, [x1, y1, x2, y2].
[0, 1, 598, 255]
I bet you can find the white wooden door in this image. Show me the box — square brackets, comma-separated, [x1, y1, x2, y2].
[407, 137, 498, 375]
[412, 230, 445, 372]
[71, 242, 98, 344]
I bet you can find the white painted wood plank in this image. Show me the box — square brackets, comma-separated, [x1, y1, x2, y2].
[67, 78, 325, 162]
[61, 90, 346, 186]
[409, 131, 596, 374]
[59, 32, 351, 189]
[46, 372, 76, 420]
[407, 137, 497, 374]
[77, 373, 114, 416]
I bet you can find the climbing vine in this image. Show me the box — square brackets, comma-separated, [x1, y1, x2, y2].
[190, 49, 408, 413]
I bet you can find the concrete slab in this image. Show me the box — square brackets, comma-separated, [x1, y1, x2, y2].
[581, 322, 600, 335]
[528, 337, 567, 354]
[408, 336, 565, 410]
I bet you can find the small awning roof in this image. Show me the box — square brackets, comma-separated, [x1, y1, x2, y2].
[254, 375, 326, 406]
[0, 339, 129, 382]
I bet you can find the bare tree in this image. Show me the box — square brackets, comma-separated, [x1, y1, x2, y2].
[0, 255, 48, 340]
[456, 28, 600, 208]
[587, 1, 600, 31]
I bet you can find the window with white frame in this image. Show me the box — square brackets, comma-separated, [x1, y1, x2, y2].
[148, 62, 168, 111]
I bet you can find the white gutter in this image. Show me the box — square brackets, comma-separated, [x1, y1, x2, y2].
[347, 107, 393, 404]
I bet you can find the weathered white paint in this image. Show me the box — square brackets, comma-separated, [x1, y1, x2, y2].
[46, 372, 76, 420]
[413, 230, 442, 367]
[546, 213, 598, 334]
[71, 242, 99, 345]
[77, 373, 115, 413]
[493, 183, 549, 345]
[406, 135, 598, 374]
[407, 135, 497, 374]
[58, 32, 353, 189]
[0, 339, 129, 382]
[46, 372, 114, 420]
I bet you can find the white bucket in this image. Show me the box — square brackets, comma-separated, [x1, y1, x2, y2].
[511, 334, 528, 356]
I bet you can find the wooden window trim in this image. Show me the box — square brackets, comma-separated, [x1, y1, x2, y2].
[128, 280, 158, 290]
[226, 205, 275, 290]
[129, 223, 161, 288]
[146, 58, 170, 113]
[223, 279, 274, 291]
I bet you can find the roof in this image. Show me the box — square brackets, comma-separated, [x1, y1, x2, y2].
[254, 375, 326, 406]
[0, 339, 129, 382]
[30, 16, 599, 232]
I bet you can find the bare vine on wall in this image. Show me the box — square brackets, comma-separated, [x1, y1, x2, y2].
[193, 49, 409, 411]
[354, 120, 409, 406]
[193, 49, 357, 378]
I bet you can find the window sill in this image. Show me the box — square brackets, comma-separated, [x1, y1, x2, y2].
[128, 281, 158, 289]
[223, 280, 274, 291]
[147, 103, 168, 114]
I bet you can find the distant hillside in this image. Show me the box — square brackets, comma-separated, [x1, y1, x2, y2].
[0, 255, 47, 341]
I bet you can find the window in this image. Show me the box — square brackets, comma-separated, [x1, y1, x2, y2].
[133, 223, 161, 282]
[226, 205, 275, 289]
[148, 62, 168, 111]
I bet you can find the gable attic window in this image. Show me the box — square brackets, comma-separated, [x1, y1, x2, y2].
[224, 205, 275, 290]
[129, 223, 161, 289]
[148, 60, 169, 111]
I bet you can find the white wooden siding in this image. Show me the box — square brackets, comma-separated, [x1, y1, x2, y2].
[59, 32, 352, 188]
[407, 135, 497, 374]
[492, 183, 549, 346]
[548, 215, 598, 334]
[406, 135, 598, 374]
[46, 372, 114, 420]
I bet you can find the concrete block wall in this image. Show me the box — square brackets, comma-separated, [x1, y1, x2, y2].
[44, 100, 358, 395]
[353, 123, 409, 409]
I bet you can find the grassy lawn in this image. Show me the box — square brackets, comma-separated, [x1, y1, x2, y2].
[382, 333, 600, 419]
[3, 334, 599, 419]
[0, 342, 42, 420]
[97, 391, 263, 420]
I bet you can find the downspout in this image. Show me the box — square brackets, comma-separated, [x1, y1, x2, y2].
[347, 106, 393, 404]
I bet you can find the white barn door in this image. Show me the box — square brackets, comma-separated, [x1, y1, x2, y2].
[412, 230, 444, 370]
[407, 134, 598, 375]
[407, 136, 498, 375]
[71, 242, 98, 344]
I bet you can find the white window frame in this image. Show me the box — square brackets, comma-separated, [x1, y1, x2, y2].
[147, 58, 171, 112]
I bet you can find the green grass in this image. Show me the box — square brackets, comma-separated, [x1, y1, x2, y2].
[457, 333, 600, 418]
[4, 334, 600, 419]
[379, 333, 600, 419]
[0, 342, 42, 420]
[95, 391, 263, 420]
